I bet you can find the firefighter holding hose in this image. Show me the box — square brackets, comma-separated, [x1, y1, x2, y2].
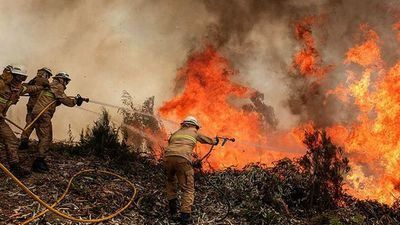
[19, 67, 53, 150]
[164, 116, 218, 224]
[30, 72, 88, 173]
[0, 65, 45, 178]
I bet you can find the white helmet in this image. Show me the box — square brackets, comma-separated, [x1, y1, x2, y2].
[10, 66, 28, 77]
[54, 72, 70, 80]
[38, 67, 53, 76]
[181, 116, 200, 128]
[10, 65, 28, 82]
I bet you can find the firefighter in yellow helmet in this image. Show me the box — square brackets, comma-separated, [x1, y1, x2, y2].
[19, 67, 53, 150]
[31, 72, 88, 173]
[0, 65, 44, 178]
[164, 116, 218, 224]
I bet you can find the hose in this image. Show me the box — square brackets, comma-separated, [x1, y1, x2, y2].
[193, 144, 231, 223]
[23, 100, 56, 132]
[0, 162, 137, 224]
[197, 169, 231, 223]
[2, 101, 57, 133]
[0, 100, 138, 224]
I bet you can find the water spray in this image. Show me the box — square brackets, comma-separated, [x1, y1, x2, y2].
[89, 99, 178, 126]
[86, 99, 304, 154]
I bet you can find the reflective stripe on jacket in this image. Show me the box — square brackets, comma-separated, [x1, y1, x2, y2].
[164, 126, 215, 162]
[0, 78, 42, 115]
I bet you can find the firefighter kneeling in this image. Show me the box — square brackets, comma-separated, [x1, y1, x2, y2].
[164, 116, 218, 224]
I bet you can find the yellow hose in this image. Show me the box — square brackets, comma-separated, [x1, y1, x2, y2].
[23, 100, 57, 132]
[0, 162, 137, 224]
[1, 99, 137, 224]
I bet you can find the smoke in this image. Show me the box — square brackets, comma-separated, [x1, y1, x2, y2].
[200, 0, 400, 129]
[0, 0, 399, 139]
[0, 0, 214, 139]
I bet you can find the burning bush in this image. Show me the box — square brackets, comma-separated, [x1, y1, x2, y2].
[119, 91, 166, 157]
[298, 129, 351, 209]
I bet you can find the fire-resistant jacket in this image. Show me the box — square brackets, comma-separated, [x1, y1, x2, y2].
[26, 76, 49, 112]
[165, 126, 216, 162]
[32, 79, 76, 117]
[0, 78, 43, 116]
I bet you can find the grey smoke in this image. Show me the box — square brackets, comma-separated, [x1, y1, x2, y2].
[0, 0, 399, 140]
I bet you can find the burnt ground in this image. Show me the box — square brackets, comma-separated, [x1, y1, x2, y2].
[0, 144, 232, 225]
[0, 141, 399, 225]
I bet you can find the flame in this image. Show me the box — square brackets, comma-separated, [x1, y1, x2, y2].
[293, 16, 333, 78]
[159, 46, 300, 169]
[158, 17, 400, 205]
[325, 24, 400, 204]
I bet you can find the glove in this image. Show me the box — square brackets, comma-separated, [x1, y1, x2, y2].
[75, 94, 84, 106]
[214, 136, 219, 146]
[192, 159, 202, 169]
[42, 82, 50, 89]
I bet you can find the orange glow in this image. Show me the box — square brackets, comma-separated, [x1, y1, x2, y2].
[158, 18, 400, 205]
[293, 16, 332, 78]
[345, 24, 382, 67]
[159, 46, 300, 169]
[329, 24, 400, 204]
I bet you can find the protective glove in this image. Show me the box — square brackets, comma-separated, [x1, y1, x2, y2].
[75, 94, 84, 106]
[192, 159, 202, 169]
[42, 82, 50, 89]
[214, 136, 219, 146]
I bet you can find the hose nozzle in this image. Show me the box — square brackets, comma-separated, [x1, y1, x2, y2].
[217, 136, 235, 146]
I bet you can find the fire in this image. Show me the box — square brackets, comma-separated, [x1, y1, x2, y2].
[291, 19, 400, 204]
[159, 46, 299, 169]
[158, 16, 400, 205]
[293, 16, 333, 78]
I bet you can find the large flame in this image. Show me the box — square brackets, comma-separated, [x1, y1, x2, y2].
[158, 18, 400, 205]
[159, 46, 300, 169]
[296, 22, 400, 204]
[336, 24, 400, 204]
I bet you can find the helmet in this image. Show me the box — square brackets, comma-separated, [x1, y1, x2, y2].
[10, 66, 28, 81]
[10, 66, 28, 76]
[1, 65, 14, 83]
[3, 65, 13, 73]
[38, 67, 53, 76]
[181, 116, 200, 128]
[54, 72, 71, 81]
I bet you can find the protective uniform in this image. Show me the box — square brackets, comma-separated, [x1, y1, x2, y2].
[31, 74, 77, 172]
[164, 117, 217, 223]
[0, 65, 43, 178]
[20, 68, 52, 149]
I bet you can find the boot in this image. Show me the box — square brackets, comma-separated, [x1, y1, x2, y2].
[9, 163, 31, 179]
[18, 138, 29, 150]
[168, 198, 179, 220]
[180, 213, 192, 225]
[32, 157, 49, 173]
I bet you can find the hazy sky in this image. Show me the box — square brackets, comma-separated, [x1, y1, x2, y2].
[0, 0, 398, 140]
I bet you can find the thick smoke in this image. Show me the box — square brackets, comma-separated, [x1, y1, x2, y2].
[1, 0, 399, 139]
[0, 0, 213, 139]
[201, 0, 400, 129]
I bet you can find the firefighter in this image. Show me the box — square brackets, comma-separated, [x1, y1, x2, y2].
[0, 65, 44, 178]
[164, 116, 218, 224]
[31, 72, 87, 173]
[19, 67, 53, 150]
